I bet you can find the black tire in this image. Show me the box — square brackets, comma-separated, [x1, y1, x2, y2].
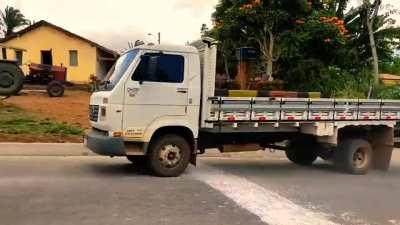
[148, 134, 191, 177]
[285, 136, 319, 166]
[0, 62, 24, 96]
[47, 81, 65, 97]
[334, 139, 372, 175]
[126, 155, 147, 166]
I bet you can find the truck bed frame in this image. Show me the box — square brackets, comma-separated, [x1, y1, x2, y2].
[206, 97, 400, 123]
[199, 97, 398, 150]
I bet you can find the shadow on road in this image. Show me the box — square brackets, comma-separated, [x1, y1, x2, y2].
[201, 158, 400, 177]
[83, 162, 149, 177]
[79, 155, 400, 180]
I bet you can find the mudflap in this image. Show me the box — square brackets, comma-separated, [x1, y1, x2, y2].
[190, 139, 198, 166]
[190, 151, 197, 166]
[370, 126, 394, 171]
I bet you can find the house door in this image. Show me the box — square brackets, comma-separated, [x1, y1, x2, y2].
[41, 50, 53, 65]
[1, 48, 6, 59]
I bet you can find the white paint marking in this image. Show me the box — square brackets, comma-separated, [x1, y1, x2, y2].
[389, 219, 400, 225]
[190, 166, 338, 225]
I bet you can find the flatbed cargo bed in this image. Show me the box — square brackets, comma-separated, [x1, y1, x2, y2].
[205, 97, 400, 123]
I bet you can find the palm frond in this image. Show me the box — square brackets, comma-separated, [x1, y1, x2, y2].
[1, 6, 30, 37]
[375, 27, 400, 39]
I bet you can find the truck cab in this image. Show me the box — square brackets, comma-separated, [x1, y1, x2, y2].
[87, 44, 205, 177]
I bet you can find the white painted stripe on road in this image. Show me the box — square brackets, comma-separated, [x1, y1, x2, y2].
[190, 166, 338, 225]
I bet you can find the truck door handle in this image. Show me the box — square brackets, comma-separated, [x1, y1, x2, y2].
[177, 88, 188, 94]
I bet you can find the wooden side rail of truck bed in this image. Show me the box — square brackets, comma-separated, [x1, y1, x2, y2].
[206, 97, 400, 123]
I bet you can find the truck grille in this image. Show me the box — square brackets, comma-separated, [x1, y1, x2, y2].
[89, 105, 100, 122]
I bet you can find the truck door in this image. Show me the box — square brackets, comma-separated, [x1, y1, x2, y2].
[123, 52, 188, 139]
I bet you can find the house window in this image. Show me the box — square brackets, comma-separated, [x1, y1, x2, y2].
[15, 50, 23, 65]
[69, 50, 78, 66]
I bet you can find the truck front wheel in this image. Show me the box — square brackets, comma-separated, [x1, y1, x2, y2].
[148, 134, 191, 177]
[334, 139, 372, 175]
[285, 136, 318, 166]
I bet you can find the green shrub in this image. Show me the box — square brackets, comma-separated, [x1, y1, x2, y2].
[0, 105, 84, 136]
[374, 85, 400, 100]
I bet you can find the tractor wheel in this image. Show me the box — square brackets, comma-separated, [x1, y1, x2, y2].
[47, 81, 65, 97]
[0, 62, 24, 96]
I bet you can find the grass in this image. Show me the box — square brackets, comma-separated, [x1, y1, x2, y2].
[0, 103, 84, 136]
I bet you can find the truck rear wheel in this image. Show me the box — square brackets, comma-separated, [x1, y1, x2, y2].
[0, 62, 24, 96]
[148, 134, 191, 177]
[285, 136, 318, 166]
[334, 139, 372, 175]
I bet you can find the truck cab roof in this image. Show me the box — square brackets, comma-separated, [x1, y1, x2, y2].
[128, 44, 198, 54]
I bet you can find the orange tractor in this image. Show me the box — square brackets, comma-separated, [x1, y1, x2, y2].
[0, 46, 68, 97]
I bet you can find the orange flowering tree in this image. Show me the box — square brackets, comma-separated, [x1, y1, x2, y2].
[210, 0, 400, 97]
[212, 0, 310, 80]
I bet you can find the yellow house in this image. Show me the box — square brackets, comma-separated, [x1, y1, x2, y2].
[0, 20, 119, 83]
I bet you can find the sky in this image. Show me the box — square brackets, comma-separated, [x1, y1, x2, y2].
[0, 0, 219, 51]
[0, 0, 399, 51]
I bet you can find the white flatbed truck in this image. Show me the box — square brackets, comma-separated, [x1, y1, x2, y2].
[86, 38, 400, 177]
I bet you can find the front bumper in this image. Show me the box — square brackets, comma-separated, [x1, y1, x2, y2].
[86, 130, 126, 156]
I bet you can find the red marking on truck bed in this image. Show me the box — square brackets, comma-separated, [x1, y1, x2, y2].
[258, 117, 267, 121]
[227, 116, 236, 122]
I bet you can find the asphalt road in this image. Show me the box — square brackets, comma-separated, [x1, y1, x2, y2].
[0, 150, 399, 225]
[202, 151, 400, 225]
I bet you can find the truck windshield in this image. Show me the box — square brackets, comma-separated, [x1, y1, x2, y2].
[101, 49, 139, 91]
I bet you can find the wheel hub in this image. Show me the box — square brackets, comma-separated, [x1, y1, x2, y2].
[159, 144, 182, 168]
[0, 71, 14, 88]
[51, 86, 62, 94]
[353, 148, 367, 168]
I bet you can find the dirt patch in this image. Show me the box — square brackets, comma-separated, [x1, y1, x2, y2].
[1, 90, 90, 143]
[5, 90, 91, 131]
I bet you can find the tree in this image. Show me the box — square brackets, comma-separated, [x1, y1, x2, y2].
[275, 0, 354, 95]
[362, 0, 382, 97]
[208, 0, 400, 97]
[0, 6, 30, 38]
[345, 1, 400, 97]
[212, 0, 310, 80]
